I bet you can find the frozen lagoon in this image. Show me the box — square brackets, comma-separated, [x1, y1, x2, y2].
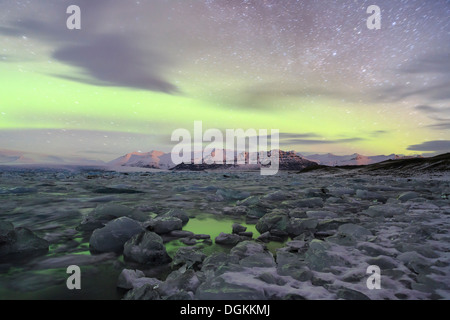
[0, 166, 449, 300]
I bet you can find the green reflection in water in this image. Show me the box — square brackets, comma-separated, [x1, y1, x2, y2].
[165, 213, 287, 256]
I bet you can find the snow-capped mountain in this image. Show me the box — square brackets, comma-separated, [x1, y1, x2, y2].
[301, 153, 423, 166]
[108, 150, 175, 169]
[109, 149, 425, 170]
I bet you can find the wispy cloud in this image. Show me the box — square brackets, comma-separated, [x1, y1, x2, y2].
[0, 2, 179, 93]
[407, 140, 450, 152]
[280, 137, 364, 146]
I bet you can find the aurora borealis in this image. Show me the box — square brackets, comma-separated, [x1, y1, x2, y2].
[0, 0, 449, 162]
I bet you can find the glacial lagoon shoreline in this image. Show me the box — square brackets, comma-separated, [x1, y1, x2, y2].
[1, 167, 449, 300]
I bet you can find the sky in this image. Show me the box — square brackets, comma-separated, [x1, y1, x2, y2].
[0, 0, 449, 162]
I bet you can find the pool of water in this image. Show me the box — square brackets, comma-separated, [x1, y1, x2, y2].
[166, 213, 287, 256]
[0, 212, 287, 300]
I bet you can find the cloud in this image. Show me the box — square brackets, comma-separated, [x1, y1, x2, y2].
[0, 3, 179, 93]
[373, 53, 450, 103]
[371, 130, 389, 137]
[407, 140, 450, 152]
[279, 133, 322, 139]
[402, 53, 450, 75]
[52, 34, 178, 93]
[426, 122, 450, 130]
[415, 105, 450, 117]
[280, 137, 364, 146]
[415, 105, 441, 113]
[414, 105, 450, 130]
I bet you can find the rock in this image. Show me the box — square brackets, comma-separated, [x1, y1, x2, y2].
[397, 251, 431, 274]
[355, 189, 387, 202]
[79, 203, 147, 231]
[232, 223, 247, 234]
[327, 223, 373, 246]
[316, 218, 358, 232]
[289, 208, 308, 218]
[396, 244, 440, 259]
[256, 231, 271, 243]
[146, 216, 183, 234]
[167, 230, 195, 239]
[304, 239, 349, 272]
[285, 240, 307, 252]
[283, 293, 307, 300]
[0, 221, 15, 244]
[398, 192, 420, 202]
[357, 242, 397, 257]
[205, 194, 224, 202]
[327, 197, 346, 204]
[246, 206, 268, 219]
[289, 197, 324, 208]
[338, 224, 373, 239]
[171, 246, 207, 270]
[117, 269, 162, 290]
[366, 256, 398, 270]
[123, 283, 161, 300]
[195, 276, 266, 300]
[286, 218, 318, 237]
[201, 252, 239, 274]
[263, 190, 292, 201]
[229, 241, 275, 268]
[363, 204, 406, 218]
[192, 234, 211, 240]
[215, 233, 241, 246]
[314, 231, 335, 239]
[238, 232, 253, 238]
[255, 211, 289, 234]
[276, 250, 312, 281]
[337, 288, 370, 300]
[306, 211, 338, 219]
[0, 227, 49, 258]
[123, 231, 171, 265]
[223, 206, 248, 216]
[163, 209, 190, 223]
[328, 187, 355, 197]
[303, 188, 329, 198]
[180, 238, 197, 245]
[216, 189, 250, 201]
[257, 273, 287, 286]
[164, 291, 194, 300]
[159, 268, 201, 297]
[241, 252, 276, 268]
[230, 241, 266, 259]
[89, 217, 144, 253]
[93, 203, 147, 221]
[236, 196, 260, 206]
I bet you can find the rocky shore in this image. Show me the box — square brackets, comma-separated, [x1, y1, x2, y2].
[0, 167, 449, 300]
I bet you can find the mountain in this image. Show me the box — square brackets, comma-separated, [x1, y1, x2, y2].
[109, 149, 428, 171]
[0, 149, 105, 166]
[108, 150, 174, 169]
[361, 153, 449, 173]
[302, 153, 423, 166]
[170, 150, 318, 171]
[300, 153, 450, 175]
[109, 149, 318, 171]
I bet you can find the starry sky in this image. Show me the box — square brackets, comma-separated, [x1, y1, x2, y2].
[0, 0, 449, 161]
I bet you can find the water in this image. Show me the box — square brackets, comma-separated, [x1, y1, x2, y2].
[0, 168, 296, 299]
